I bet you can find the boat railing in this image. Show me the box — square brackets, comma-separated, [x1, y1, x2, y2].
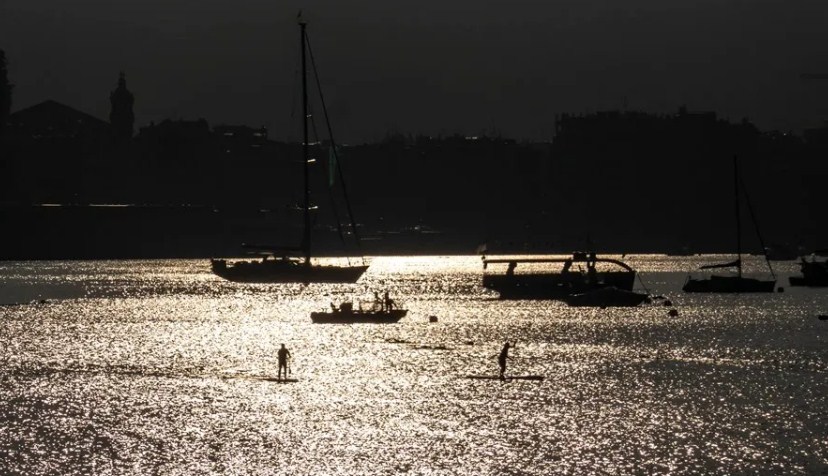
[327, 295, 402, 313]
[482, 254, 635, 273]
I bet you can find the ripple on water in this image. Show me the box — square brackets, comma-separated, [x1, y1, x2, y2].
[0, 256, 826, 474]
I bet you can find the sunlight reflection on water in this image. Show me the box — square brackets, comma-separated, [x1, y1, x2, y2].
[0, 256, 826, 474]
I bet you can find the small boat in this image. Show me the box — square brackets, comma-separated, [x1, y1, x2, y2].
[563, 286, 650, 307]
[788, 252, 828, 287]
[311, 302, 407, 324]
[482, 252, 637, 300]
[212, 255, 367, 284]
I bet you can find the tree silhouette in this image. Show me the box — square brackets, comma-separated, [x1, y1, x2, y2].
[0, 50, 12, 133]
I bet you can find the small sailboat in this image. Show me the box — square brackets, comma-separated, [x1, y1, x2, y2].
[211, 17, 368, 283]
[683, 156, 776, 293]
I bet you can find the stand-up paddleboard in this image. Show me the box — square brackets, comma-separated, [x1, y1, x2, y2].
[221, 375, 299, 383]
[465, 375, 544, 381]
[256, 377, 299, 383]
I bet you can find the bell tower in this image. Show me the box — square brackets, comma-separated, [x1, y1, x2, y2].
[109, 72, 134, 140]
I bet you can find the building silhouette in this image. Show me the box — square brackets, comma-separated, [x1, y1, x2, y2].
[6, 99, 110, 140]
[2, 94, 827, 258]
[109, 72, 134, 140]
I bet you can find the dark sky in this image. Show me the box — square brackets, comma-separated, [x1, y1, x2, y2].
[2, 0, 828, 142]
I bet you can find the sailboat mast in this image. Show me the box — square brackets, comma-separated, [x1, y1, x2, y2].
[300, 19, 311, 267]
[734, 155, 742, 279]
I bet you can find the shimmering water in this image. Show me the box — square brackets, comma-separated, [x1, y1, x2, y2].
[0, 255, 826, 475]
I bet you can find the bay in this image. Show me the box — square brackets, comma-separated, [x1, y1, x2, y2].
[0, 255, 826, 474]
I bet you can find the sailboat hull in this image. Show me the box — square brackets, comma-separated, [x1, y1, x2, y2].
[211, 259, 368, 283]
[683, 276, 776, 293]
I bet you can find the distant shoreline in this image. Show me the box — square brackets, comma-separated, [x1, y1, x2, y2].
[0, 204, 818, 261]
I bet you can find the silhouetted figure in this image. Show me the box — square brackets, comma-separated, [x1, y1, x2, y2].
[277, 344, 291, 380]
[109, 72, 134, 140]
[587, 256, 597, 284]
[383, 291, 394, 310]
[374, 291, 382, 310]
[498, 342, 511, 379]
[506, 261, 516, 276]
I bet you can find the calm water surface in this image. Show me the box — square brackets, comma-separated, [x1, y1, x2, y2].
[0, 255, 826, 475]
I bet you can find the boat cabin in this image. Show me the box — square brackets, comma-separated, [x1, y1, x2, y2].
[481, 252, 637, 299]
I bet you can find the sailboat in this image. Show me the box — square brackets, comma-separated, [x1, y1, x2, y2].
[788, 250, 828, 287]
[211, 18, 369, 283]
[682, 156, 776, 293]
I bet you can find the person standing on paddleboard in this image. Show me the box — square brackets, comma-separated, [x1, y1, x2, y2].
[277, 344, 291, 381]
[498, 342, 511, 380]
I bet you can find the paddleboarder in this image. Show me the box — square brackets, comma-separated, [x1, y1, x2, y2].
[498, 342, 511, 380]
[277, 344, 291, 381]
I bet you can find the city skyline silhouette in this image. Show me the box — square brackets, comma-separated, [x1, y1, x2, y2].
[2, 1, 828, 142]
[2, 7, 828, 259]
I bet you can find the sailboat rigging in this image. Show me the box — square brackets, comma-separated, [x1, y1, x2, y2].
[682, 156, 776, 293]
[211, 17, 369, 283]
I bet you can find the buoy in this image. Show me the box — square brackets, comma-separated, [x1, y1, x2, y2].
[429, 315, 438, 323]
[777, 287, 785, 293]
[668, 309, 679, 317]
